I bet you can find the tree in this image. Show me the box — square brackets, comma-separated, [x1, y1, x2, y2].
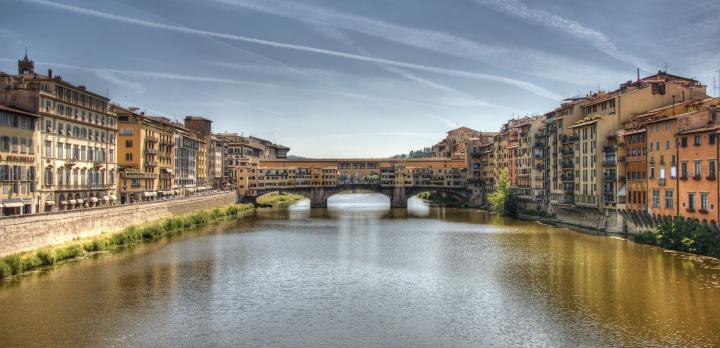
[488, 168, 518, 217]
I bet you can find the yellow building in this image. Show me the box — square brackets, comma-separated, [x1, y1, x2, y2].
[114, 106, 176, 203]
[0, 105, 40, 216]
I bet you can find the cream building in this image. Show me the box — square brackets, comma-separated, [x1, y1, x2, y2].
[0, 55, 118, 211]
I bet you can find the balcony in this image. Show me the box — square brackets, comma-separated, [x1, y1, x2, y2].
[602, 145, 616, 153]
[561, 173, 574, 181]
[561, 149, 574, 157]
[603, 194, 616, 203]
[146, 161, 158, 167]
[561, 162, 574, 169]
[602, 159, 617, 166]
[146, 136, 159, 143]
[603, 173, 616, 181]
[561, 135, 579, 144]
[146, 148, 159, 155]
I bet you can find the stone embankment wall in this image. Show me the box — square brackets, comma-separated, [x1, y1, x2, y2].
[0, 192, 237, 257]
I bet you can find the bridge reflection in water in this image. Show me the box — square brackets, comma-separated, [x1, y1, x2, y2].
[236, 158, 471, 208]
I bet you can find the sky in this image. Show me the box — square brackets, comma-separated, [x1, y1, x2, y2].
[1, 0, 719, 157]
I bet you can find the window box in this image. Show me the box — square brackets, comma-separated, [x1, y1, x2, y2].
[680, 176, 688, 181]
[686, 208, 695, 213]
[692, 175, 702, 181]
[699, 209, 709, 214]
[706, 175, 716, 181]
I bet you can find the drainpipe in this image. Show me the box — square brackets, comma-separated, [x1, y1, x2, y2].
[676, 133, 680, 217]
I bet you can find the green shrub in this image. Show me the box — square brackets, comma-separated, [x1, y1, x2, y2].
[36, 249, 56, 265]
[21, 255, 42, 271]
[3, 255, 22, 275]
[225, 205, 238, 216]
[0, 261, 11, 279]
[634, 231, 657, 245]
[82, 240, 105, 253]
[55, 245, 84, 262]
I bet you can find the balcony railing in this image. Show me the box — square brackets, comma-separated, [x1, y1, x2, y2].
[603, 173, 616, 181]
[602, 145, 616, 153]
[561, 149, 574, 157]
[561, 162, 574, 169]
[602, 159, 617, 166]
[561, 174, 574, 181]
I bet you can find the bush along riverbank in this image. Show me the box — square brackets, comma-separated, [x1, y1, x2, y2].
[0, 203, 254, 280]
[255, 192, 305, 207]
[634, 217, 720, 258]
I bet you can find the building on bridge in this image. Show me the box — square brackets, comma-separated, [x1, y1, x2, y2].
[236, 158, 469, 208]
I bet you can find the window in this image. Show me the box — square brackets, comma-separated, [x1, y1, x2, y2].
[45, 141, 52, 158]
[701, 193, 709, 211]
[681, 162, 688, 178]
[650, 165, 655, 179]
[695, 160, 702, 178]
[652, 189, 660, 208]
[125, 140, 133, 148]
[681, 137, 687, 147]
[688, 192, 696, 210]
[711, 134, 717, 145]
[695, 135, 701, 146]
[125, 153, 133, 161]
[665, 190, 673, 209]
[710, 160, 717, 178]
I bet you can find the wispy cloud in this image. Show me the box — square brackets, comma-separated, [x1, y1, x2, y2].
[213, 0, 630, 87]
[474, 0, 650, 70]
[92, 70, 147, 93]
[215, 0, 504, 59]
[21, 0, 562, 100]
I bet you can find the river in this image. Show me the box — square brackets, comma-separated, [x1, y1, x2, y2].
[1, 193, 719, 347]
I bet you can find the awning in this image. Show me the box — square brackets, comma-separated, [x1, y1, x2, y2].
[90, 197, 99, 203]
[103, 196, 110, 201]
[143, 192, 154, 197]
[109, 195, 117, 201]
[76, 199, 84, 204]
[162, 168, 174, 174]
[45, 201, 55, 205]
[2, 202, 25, 208]
[60, 200, 69, 205]
[69, 199, 77, 204]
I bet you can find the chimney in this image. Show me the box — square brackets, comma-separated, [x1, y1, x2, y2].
[710, 106, 718, 124]
[636, 68, 640, 83]
[48, 69, 52, 78]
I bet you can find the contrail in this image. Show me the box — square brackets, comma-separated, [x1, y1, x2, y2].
[21, 0, 562, 100]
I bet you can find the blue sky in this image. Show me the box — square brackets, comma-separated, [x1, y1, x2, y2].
[1, 0, 718, 157]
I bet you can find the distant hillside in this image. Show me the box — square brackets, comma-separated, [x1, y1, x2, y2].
[287, 155, 308, 160]
[393, 147, 433, 159]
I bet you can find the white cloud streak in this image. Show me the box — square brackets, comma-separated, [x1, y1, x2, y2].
[212, 0, 629, 87]
[21, 0, 562, 100]
[474, 0, 650, 70]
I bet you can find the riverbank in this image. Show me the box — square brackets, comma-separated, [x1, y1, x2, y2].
[256, 192, 305, 207]
[0, 203, 254, 280]
[515, 211, 720, 260]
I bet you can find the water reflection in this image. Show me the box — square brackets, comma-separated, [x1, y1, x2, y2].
[0, 194, 719, 347]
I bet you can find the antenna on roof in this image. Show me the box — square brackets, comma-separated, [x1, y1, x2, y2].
[663, 62, 671, 73]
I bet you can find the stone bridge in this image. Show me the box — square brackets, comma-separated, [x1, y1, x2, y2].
[249, 183, 470, 208]
[235, 158, 472, 209]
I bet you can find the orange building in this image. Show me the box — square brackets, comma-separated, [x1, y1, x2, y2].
[676, 108, 719, 222]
